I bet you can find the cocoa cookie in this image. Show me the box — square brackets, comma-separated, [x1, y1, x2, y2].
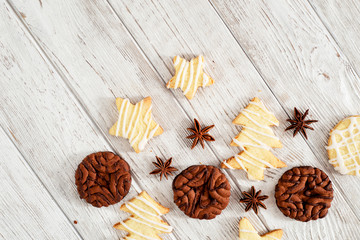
[275, 166, 333, 222]
[172, 165, 231, 220]
[75, 152, 131, 207]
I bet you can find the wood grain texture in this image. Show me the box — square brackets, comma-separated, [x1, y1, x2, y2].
[2, 0, 360, 239]
[309, 0, 360, 84]
[104, 0, 360, 238]
[4, 0, 243, 239]
[209, 0, 360, 222]
[0, 2, 145, 239]
[0, 127, 81, 240]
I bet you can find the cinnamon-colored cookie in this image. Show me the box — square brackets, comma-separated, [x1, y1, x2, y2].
[275, 166, 333, 222]
[75, 152, 131, 207]
[172, 165, 231, 220]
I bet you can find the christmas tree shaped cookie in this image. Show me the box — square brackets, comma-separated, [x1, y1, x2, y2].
[221, 97, 286, 180]
[167, 55, 214, 100]
[109, 97, 163, 153]
[239, 217, 283, 240]
[114, 191, 173, 240]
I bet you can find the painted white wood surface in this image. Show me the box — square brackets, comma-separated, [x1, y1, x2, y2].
[0, 127, 81, 240]
[1, 0, 360, 239]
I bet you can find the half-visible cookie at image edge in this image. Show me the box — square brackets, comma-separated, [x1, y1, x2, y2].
[172, 165, 231, 220]
[75, 151, 132, 207]
[275, 166, 333, 222]
[327, 116, 360, 176]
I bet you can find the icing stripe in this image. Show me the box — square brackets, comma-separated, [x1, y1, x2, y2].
[327, 117, 360, 176]
[120, 221, 157, 240]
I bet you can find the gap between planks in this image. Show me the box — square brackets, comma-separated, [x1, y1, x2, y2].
[6, 0, 360, 238]
[4, 0, 272, 236]
[207, 0, 360, 222]
[4, 1, 180, 239]
[106, 0, 360, 227]
[0, 125, 84, 240]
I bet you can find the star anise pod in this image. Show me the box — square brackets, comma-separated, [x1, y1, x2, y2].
[240, 186, 268, 214]
[186, 118, 215, 149]
[285, 108, 318, 139]
[149, 156, 178, 181]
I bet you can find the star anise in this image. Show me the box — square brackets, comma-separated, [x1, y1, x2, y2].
[186, 118, 215, 149]
[240, 186, 268, 214]
[285, 108, 318, 139]
[149, 156, 178, 181]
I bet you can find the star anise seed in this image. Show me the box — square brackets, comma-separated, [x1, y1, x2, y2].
[240, 186, 268, 214]
[285, 108, 318, 139]
[149, 156, 178, 181]
[186, 118, 215, 149]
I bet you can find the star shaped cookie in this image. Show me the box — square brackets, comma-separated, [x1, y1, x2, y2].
[167, 55, 214, 100]
[239, 218, 283, 240]
[109, 97, 163, 153]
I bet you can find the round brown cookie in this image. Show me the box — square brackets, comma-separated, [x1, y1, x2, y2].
[75, 151, 131, 207]
[275, 166, 333, 222]
[172, 165, 231, 220]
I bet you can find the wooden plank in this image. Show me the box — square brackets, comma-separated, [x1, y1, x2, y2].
[3, 0, 244, 239]
[0, 127, 81, 240]
[309, 0, 360, 80]
[208, 0, 360, 219]
[0, 2, 145, 239]
[6, 0, 360, 239]
[94, 0, 360, 238]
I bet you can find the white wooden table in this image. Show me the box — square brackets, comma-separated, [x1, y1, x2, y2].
[1, 0, 360, 239]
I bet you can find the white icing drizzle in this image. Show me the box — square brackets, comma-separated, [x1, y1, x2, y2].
[224, 99, 280, 174]
[326, 117, 360, 176]
[120, 221, 157, 240]
[242, 109, 272, 129]
[174, 57, 186, 88]
[249, 101, 278, 126]
[222, 160, 234, 169]
[234, 155, 248, 172]
[119, 194, 173, 240]
[183, 58, 194, 95]
[169, 56, 210, 96]
[135, 196, 162, 215]
[243, 126, 279, 140]
[114, 98, 159, 151]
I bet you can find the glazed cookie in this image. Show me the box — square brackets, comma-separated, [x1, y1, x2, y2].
[114, 191, 172, 240]
[221, 97, 286, 180]
[172, 165, 231, 220]
[239, 217, 283, 240]
[167, 55, 214, 100]
[109, 97, 163, 153]
[275, 166, 333, 222]
[75, 152, 131, 207]
[327, 116, 360, 176]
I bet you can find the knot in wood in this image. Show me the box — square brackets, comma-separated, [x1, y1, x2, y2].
[275, 166, 333, 222]
[172, 165, 231, 220]
[75, 152, 131, 207]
